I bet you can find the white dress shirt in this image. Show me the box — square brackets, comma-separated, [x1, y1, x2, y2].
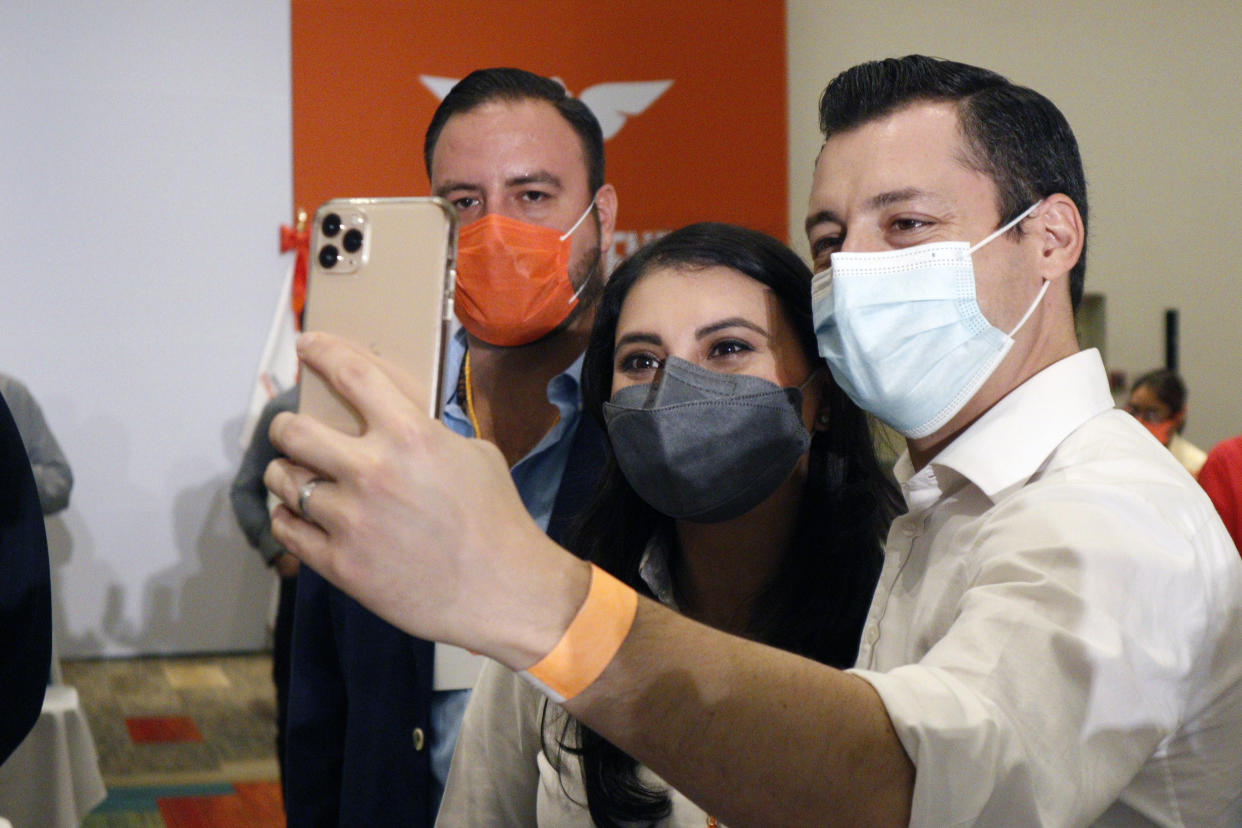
[850, 350, 1242, 826]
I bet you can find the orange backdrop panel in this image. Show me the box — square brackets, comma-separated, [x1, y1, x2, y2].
[291, 0, 787, 245]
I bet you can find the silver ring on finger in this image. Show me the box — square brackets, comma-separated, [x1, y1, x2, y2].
[297, 478, 324, 522]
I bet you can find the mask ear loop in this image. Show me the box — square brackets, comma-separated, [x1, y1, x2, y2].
[1007, 280, 1050, 337]
[975, 199, 1049, 338]
[568, 268, 595, 304]
[799, 367, 833, 430]
[794, 366, 833, 432]
[797, 366, 824, 391]
[969, 199, 1043, 254]
[562, 198, 598, 304]
[559, 198, 597, 242]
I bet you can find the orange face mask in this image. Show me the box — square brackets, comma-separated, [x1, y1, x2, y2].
[454, 202, 595, 346]
[1139, 417, 1176, 446]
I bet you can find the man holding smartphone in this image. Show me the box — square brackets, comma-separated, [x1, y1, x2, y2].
[283, 68, 617, 826]
[269, 56, 1242, 825]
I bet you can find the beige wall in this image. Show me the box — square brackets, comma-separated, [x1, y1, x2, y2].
[786, 1, 1242, 450]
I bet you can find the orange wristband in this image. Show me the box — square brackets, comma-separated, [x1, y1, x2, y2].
[521, 564, 638, 704]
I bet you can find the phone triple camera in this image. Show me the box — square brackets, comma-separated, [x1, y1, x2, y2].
[316, 210, 367, 273]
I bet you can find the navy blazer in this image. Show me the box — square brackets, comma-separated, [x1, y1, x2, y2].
[283, 413, 605, 827]
[0, 393, 52, 763]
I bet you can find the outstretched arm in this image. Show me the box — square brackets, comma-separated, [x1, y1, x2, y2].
[564, 600, 913, 825]
[265, 333, 913, 826]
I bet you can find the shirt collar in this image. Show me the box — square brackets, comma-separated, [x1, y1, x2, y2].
[894, 349, 1116, 506]
[440, 326, 586, 431]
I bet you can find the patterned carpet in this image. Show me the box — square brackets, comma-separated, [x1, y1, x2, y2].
[62, 653, 284, 826]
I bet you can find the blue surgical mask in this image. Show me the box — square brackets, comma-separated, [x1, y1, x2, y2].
[810, 202, 1045, 438]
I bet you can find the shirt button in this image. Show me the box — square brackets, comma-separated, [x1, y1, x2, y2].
[412, 727, 426, 752]
[865, 627, 879, 645]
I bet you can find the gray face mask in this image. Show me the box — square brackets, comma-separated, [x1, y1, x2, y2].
[602, 356, 813, 523]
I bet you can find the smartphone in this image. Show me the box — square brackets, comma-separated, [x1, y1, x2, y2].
[299, 197, 458, 435]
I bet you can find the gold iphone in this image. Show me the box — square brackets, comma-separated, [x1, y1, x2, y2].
[299, 197, 457, 435]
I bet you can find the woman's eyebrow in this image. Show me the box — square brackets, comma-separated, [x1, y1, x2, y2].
[696, 317, 769, 340]
[615, 331, 663, 349]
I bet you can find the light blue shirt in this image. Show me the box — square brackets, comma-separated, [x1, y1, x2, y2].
[438, 328, 586, 532]
[430, 328, 588, 809]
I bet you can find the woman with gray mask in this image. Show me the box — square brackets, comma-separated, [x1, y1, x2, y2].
[436, 223, 899, 828]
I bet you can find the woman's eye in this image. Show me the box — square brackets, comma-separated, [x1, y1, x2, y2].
[619, 352, 661, 373]
[708, 339, 753, 359]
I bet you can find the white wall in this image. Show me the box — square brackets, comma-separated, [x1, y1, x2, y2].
[1, 2, 292, 656]
[787, 0, 1242, 450]
[11, 2, 1240, 656]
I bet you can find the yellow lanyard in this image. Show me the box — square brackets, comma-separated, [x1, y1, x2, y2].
[462, 349, 561, 442]
[463, 350, 482, 438]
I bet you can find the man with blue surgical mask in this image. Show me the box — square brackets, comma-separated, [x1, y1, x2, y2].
[265, 56, 1242, 826]
[797, 56, 1242, 824]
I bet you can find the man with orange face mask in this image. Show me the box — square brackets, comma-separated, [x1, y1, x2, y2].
[282, 68, 616, 826]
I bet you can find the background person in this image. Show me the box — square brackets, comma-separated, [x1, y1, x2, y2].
[230, 385, 299, 792]
[282, 67, 615, 826]
[1125, 368, 1207, 476]
[0, 373, 73, 515]
[437, 223, 899, 826]
[1198, 434, 1242, 554]
[266, 55, 1242, 825]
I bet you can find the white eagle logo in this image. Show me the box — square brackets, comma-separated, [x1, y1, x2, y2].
[419, 75, 673, 141]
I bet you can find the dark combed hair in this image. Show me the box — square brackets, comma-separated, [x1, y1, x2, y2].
[541, 222, 901, 827]
[422, 67, 605, 194]
[818, 55, 1089, 311]
[1132, 368, 1188, 413]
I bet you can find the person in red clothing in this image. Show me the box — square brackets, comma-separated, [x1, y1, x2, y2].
[1199, 435, 1242, 555]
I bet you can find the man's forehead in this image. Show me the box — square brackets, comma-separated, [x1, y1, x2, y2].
[809, 102, 988, 212]
[450, 96, 560, 128]
[820, 102, 961, 167]
[430, 98, 586, 182]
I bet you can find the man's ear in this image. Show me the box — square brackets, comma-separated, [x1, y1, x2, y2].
[593, 183, 618, 255]
[1031, 193, 1084, 283]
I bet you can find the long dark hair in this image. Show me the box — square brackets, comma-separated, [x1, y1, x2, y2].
[541, 223, 900, 826]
